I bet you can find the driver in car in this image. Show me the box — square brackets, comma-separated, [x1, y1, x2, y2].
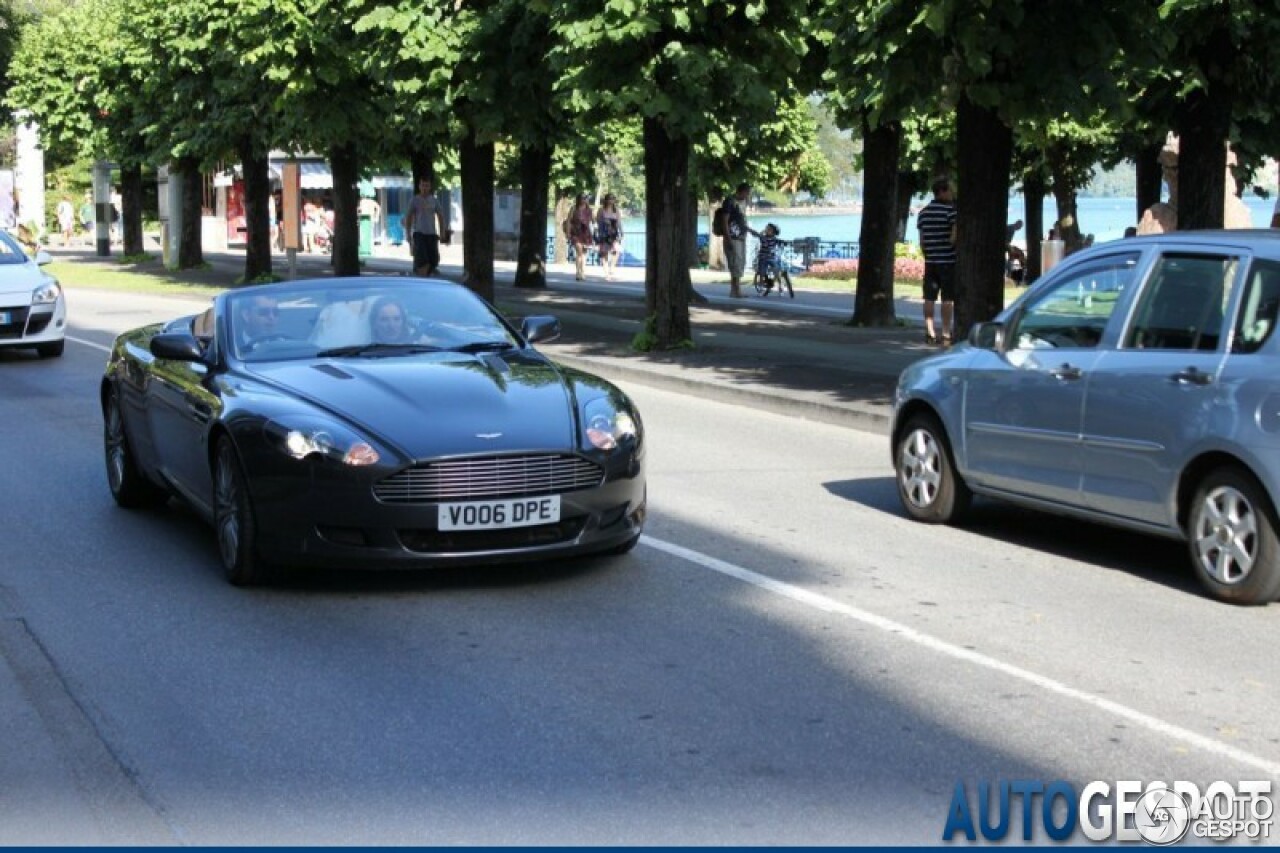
[237, 295, 280, 349]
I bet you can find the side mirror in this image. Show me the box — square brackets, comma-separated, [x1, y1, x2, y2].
[521, 315, 561, 344]
[151, 332, 207, 363]
[34, 251, 52, 266]
[969, 321, 1005, 350]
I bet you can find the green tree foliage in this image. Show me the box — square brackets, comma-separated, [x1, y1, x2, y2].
[826, 0, 1152, 334]
[1134, 1, 1280, 229]
[6, 0, 118, 167]
[549, 0, 811, 348]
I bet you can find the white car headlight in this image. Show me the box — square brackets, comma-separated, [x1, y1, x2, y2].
[583, 397, 639, 451]
[32, 281, 61, 304]
[264, 415, 380, 466]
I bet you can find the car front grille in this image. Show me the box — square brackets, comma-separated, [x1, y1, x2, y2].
[374, 454, 604, 503]
[398, 518, 588, 553]
[25, 311, 52, 335]
[0, 306, 31, 340]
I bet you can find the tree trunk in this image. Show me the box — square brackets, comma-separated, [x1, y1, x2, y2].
[643, 116, 691, 348]
[1046, 144, 1082, 253]
[894, 170, 917, 243]
[1024, 172, 1045, 283]
[851, 117, 900, 327]
[514, 143, 551, 289]
[1134, 140, 1163, 224]
[460, 130, 495, 301]
[1176, 28, 1233, 232]
[239, 139, 273, 281]
[552, 195, 571, 263]
[954, 95, 1013, 339]
[177, 155, 203, 269]
[683, 187, 706, 304]
[410, 149, 435, 189]
[707, 194, 725, 270]
[328, 142, 360, 277]
[120, 163, 144, 257]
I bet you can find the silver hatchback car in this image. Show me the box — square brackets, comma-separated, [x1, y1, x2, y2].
[892, 231, 1280, 605]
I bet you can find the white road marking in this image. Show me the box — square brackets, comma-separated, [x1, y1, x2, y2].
[67, 335, 111, 353]
[641, 534, 1280, 777]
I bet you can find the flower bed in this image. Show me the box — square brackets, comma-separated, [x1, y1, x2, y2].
[803, 256, 925, 284]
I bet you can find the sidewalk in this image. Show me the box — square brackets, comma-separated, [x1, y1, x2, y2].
[51, 242, 941, 434]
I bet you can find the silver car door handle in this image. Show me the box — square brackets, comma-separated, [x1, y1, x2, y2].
[1050, 364, 1082, 381]
[1171, 367, 1213, 386]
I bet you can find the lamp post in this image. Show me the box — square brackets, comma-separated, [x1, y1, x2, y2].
[92, 160, 113, 257]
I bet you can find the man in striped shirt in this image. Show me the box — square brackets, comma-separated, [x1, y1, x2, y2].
[917, 177, 958, 344]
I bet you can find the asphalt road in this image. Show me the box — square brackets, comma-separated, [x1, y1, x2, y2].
[0, 289, 1276, 844]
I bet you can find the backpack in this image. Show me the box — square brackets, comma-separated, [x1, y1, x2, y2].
[712, 205, 727, 237]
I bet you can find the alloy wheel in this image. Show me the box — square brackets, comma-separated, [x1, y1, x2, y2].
[1193, 485, 1258, 585]
[214, 449, 242, 568]
[105, 399, 127, 494]
[900, 427, 942, 508]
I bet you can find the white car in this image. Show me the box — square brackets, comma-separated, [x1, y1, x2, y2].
[0, 231, 64, 358]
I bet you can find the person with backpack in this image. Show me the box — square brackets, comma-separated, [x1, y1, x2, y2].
[721, 183, 751, 298]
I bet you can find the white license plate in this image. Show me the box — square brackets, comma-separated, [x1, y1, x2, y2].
[438, 496, 561, 531]
[0, 311, 9, 324]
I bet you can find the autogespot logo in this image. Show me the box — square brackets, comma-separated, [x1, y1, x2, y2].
[942, 779, 1273, 844]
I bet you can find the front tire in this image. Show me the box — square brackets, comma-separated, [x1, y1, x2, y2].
[213, 438, 271, 586]
[36, 339, 64, 358]
[1187, 467, 1280, 604]
[895, 413, 971, 524]
[104, 391, 167, 508]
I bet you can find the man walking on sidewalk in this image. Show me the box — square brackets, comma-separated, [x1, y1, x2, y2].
[403, 177, 449, 277]
[917, 177, 958, 345]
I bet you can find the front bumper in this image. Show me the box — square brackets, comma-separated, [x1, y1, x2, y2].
[243, 448, 646, 570]
[0, 302, 65, 348]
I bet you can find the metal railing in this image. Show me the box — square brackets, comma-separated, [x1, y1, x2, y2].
[547, 233, 860, 271]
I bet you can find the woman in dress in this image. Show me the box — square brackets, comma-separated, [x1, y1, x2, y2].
[595, 194, 623, 281]
[568, 193, 594, 281]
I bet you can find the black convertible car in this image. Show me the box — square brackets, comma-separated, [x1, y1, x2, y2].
[102, 277, 646, 585]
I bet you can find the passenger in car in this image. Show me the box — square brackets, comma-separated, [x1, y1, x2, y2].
[370, 297, 414, 344]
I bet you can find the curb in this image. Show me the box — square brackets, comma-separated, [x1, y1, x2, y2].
[547, 351, 893, 436]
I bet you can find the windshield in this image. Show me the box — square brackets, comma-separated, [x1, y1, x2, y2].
[0, 231, 30, 265]
[228, 280, 520, 362]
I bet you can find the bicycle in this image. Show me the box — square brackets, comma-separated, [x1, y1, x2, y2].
[753, 261, 794, 298]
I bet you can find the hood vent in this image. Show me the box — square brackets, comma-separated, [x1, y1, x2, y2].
[312, 364, 353, 379]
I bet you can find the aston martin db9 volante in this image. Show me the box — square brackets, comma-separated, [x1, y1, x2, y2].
[893, 231, 1280, 605]
[102, 277, 646, 585]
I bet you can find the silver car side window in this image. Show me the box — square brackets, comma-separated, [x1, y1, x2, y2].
[1233, 259, 1280, 354]
[1125, 254, 1238, 352]
[1009, 254, 1139, 350]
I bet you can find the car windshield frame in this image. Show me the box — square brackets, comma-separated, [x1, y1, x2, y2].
[0, 230, 31, 265]
[225, 279, 523, 363]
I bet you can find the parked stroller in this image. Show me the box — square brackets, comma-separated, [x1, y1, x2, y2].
[752, 223, 794, 298]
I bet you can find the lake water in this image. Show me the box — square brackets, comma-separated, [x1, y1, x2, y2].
[589, 196, 1277, 245]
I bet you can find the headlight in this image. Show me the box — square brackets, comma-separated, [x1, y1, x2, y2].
[264, 415, 380, 466]
[32, 281, 61, 304]
[583, 396, 639, 451]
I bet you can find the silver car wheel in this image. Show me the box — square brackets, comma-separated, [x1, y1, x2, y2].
[1193, 485, 1258, 585]
[214, 449, 241, 567]
[900, 427, 942, 508]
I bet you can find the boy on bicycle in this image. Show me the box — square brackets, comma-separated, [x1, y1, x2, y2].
[755, 223, 782, 291]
